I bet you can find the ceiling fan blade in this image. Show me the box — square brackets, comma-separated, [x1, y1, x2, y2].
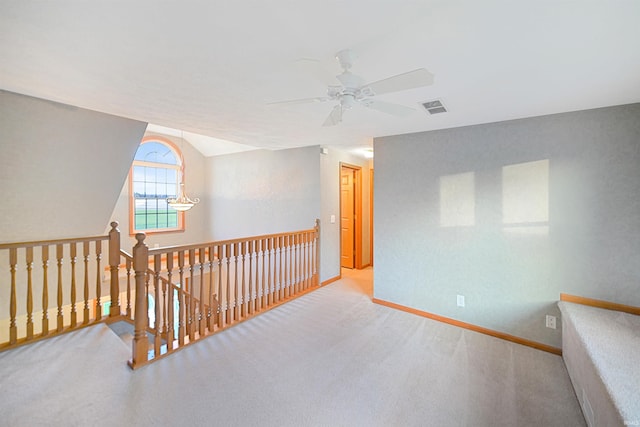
[365, 68, 434, 96]
[322, 105, 343, 127]
[360, 99, 416, 117]
[295, 58, 340, 86]
[267, 96, 329, 106]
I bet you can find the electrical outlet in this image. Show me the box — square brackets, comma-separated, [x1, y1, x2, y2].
[545, 315, 557, 329]
[456, 294, 465, 307]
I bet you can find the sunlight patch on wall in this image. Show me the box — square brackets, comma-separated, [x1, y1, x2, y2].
[502, 159, 549, 234]
[440, 172, 475, 227]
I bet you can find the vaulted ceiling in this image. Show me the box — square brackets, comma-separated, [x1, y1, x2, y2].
[2, 1, 639, 156]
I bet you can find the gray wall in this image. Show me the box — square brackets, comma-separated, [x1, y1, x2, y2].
[374, 104, 640, 348]
[205, 145, 321, 238]
[206, 145, 372, 284]
[0, 90, 146, 242]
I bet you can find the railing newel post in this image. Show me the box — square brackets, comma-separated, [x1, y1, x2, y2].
[130, 232, 149, 368]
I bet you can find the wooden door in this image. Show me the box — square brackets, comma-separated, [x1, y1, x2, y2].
[341, 167, 355, 268]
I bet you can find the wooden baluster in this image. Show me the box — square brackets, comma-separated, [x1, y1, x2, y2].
[207, 246, 215, 331]
[303, 232, 309, 290]
[299, 234, 304, 292]
[241, 242, 247, 318]
[256, 240, 262, 311]
[177, 251, 185, 347]
[166, 251, 174, 352]
[56, 244, 64, 332]
[225, 244, 232, 324]
[153, 254, 162, 357]
[9, 248, 17, 344]
[108, 222, 121, 317]
[216, 245, 223, 328]
[282, 236, 288, 299]
[294, 235, 300, 294]
[199, 248, 206, 336]
[161, 256, 168, 338]
[83, 242, 90, 324]
[70, 243, 77, 327]
[166, 252, 174, 350]
[188, 249, 196, 341]
[125, 257, 132, 318]
[130, 233, 149, 368]
[247, 241, 254, 316]
[287, 235, 292, 298]
[41, 246, 49, 336]
[26, 247, 34, 339]
[261, 239, 267, 309]
[95, 240, 102, 320]
[233, 243, 239, 322]
[305, 233, 310, 289]
[273, 237, 279, 304]
[303, 233, 308, 290]
[266, 238, 273, 307]
[278, 236, 284, 300]
[314, 219, 320, 286]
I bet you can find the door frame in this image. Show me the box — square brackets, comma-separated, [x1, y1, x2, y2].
[339, 163, 363, 269]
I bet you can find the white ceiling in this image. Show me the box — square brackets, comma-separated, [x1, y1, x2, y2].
[2, 1, 639, 156]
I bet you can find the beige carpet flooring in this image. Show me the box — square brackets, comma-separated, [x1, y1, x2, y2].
[0, 268, 585, 427]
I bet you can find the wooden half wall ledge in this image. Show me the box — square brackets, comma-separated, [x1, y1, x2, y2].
[372, 298, 562, 356]
[560, 293, 640, 316]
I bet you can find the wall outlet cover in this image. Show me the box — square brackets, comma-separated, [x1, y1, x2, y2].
[545, 315, 557, 329]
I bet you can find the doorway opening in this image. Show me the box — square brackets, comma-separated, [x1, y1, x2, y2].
[340, 163, 362, 269]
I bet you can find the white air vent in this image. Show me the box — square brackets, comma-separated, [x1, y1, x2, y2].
[422, 99, 448, 115]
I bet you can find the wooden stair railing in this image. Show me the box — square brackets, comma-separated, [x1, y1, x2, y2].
[128, 219, 321, 369]
[0, 222, 125, 350]
[1, 220, 321, 369]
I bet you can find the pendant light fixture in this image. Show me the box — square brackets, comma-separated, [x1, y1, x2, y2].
[167, 131, 200, 212]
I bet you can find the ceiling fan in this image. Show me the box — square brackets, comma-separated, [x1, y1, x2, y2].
[270, 49, 434, 126]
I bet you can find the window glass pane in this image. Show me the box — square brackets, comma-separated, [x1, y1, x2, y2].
[156, 168, 167, 183]
[168, 213, 178, 228]
[134, 141, 179, 165]
[131, 139, 184, 233]
[144, 167, 157, 183]
[133, 166, 145, 182]
[135, 199, 146, 209]
[133, 182, 145, 197]
[167, 169, 178, 184]
[135, 214, 147, 230]
[145, 182, 157, 197]
[157, 213, 168, 228]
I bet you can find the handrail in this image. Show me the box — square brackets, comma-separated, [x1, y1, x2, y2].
[0, 234, 109, 250]
[128, 219, 321, 368]
[0, 219, 321, 371]
[0, 222, 123, 350]
[146, 227, 317, 256]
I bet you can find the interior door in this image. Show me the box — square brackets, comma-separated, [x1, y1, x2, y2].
[341, 167, 355, 269]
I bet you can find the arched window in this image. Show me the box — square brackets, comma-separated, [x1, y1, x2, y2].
[129, 136, 185, 234]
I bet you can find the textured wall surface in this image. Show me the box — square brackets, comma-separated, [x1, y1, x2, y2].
[374, 103, 640, 348]
[0, 90, 146, 242]
[206, 145, 321, 240]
